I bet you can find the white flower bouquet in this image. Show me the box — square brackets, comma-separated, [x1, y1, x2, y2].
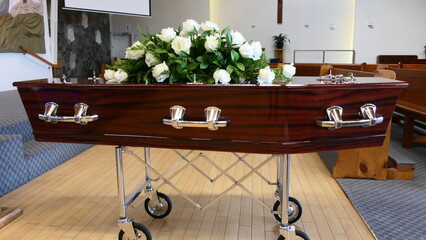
[105, 19, 295, 85]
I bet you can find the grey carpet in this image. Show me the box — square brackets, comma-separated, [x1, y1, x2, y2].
[319, 123, 426, 240]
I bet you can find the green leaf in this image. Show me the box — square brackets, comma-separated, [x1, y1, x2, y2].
[155, 48, 168, 54]
[226, 31, 232, 45]
[188, 62, 199, 70]
[175, 60, 184, 65]
[180, 51, 190, 57]
[200, 62, 209, 69]
[176, 65, 183, 74]
[170, 74, 176, 83]
[231, 50, 239, 62]
[135, 61, 143, 69]
[226, 65, 234, 74]
[196, 56, 207, 63]
[221, 26, 230, 36]
[236, 62, 245, 71]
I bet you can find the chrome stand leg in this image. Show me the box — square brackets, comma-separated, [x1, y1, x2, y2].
[115, 146, 137, 240]
[144, 147, 160, 206]
[278, 154, 296, 240]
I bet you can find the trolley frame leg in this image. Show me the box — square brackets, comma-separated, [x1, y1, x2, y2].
[144, 147, 161, 206]
[115, 146, 137, 240]
[278, 154, 296, 240]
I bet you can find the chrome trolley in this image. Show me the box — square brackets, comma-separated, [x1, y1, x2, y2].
[114, 147, 308, 240]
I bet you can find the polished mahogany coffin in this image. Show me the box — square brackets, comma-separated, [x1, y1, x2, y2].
[13, 77, 407, 154]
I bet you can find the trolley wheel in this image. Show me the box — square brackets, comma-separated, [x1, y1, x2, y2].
[144, 192, 172, 219]
[277, 230, 310, 240]
[118, 222, 152, 240]
[273, 197, 302, 224]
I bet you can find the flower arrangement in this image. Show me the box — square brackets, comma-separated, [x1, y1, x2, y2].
[105, 19, 295, 85]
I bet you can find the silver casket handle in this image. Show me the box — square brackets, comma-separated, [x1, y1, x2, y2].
[316, 103, 383, 130]
[38, 102, 99, 125]
[163, 105, 227, 131]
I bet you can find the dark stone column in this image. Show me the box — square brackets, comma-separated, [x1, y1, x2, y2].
[57, 0, 111, 78]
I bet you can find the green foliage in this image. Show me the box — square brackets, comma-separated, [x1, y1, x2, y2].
[272, 33, 290, 48]
[107, 21, 291, 84]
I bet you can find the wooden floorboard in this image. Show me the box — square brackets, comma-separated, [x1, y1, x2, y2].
[0, 146, 376, 240]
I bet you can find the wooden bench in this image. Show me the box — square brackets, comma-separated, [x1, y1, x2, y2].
[397, 63, 426, 70]
[389, 68, 426, 148]
[321, 65, 397, 79]
[323, 66, 415, 180]
[294, 63, 363, 76]
[377, 55, 418, 64]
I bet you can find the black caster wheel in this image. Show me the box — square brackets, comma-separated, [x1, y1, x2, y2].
[273, 197, 302, 224]
[277, 230, 310, 240]
[144, 191, 172, 219]
[118, 222, 152, 240]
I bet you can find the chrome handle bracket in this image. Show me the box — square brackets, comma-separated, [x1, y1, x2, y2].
[163, 105, 227, 131]
[316, 103, 383, 130]
[38, 102, 98, 124]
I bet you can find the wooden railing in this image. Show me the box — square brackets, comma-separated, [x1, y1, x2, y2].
[19, 45, 62, 77]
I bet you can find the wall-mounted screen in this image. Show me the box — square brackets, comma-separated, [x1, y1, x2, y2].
[64, 0, 151, 17]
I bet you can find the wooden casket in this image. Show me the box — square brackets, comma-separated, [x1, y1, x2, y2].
[13, 77, 407, 154]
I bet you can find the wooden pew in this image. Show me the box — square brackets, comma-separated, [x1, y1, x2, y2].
[389, 68, 426, 148]
[377, 55, 418, 64]
[330, 68, 375, 77]
[397, 64, 426, 70]
[326, 67, 415, 180]
[361, 63, 399, 72]
[294, 63, 363, 76]
[333, 122, 391, 180]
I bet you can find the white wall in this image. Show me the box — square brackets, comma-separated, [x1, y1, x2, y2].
[0, 0, 52, 92]
[111, 0, 209, 39]
[111, 0, 426, 64]
[353, 0, 426, 63]
[211, 0, 355, 63]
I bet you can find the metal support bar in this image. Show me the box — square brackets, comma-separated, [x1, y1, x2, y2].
[233, 152, 275, 185]
[127, 151, 202, 209]
[115, 146, 127, 218]
[173, 150, 214, 182]
[124, 179, 148, 206]
[144, 147, 161, 207]
[201, 154, 276, 211]
[115, 146, 137, 240]
[278, 154, 296, 240]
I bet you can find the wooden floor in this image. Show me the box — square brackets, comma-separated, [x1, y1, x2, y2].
[0, 146, 376, 240]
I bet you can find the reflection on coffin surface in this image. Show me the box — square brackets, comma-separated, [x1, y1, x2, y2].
[14, 77, 406, 154]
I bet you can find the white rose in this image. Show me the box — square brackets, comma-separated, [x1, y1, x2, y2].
[145, 52, 159, 68]
[213, 69, 231, 84]
[204, 35, 219, 52]
[258, 66, 275, 85]
[152, 62, 170, 82]
[171, 36, 191, 55]
[239, 42, 254, 59]
[104, 69, 115, 81]
[130, 41, 143, 48]
[282, 63, 296, 78]
[230, 31, 245, 48]
[125, 49, 145, 60]
[114, 69, 128, 83]
[200, 21, 219, 32]
[251, 41, 262, 60]
[156, 27, 176, 42]
[181, 19, 200, 35]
